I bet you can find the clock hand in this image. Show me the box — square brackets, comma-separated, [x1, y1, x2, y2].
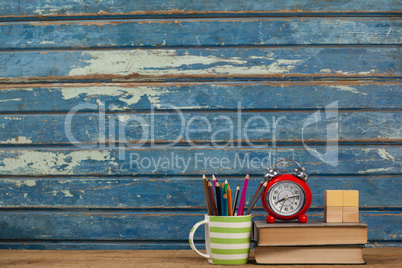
[275, 194, 288, 204]
[275, 195, 299, 204]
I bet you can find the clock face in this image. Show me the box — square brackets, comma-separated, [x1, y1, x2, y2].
[267, 180, 306, 216]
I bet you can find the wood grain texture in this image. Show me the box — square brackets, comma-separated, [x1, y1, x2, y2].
[0, 176, 399, 209]
[1, 0, 401, 18]
[0, 47, 400, 83]
[0, 146, 400, 176]
[0, 249, 400, 267]
[0, 210, 399, 241]
[0, 242, 401, 250]
[0, 112, 400, 145]
[1, 18, 400, 49]
[1, 0, 400, 251]
[1, 82, 401, 112]
[0, 242, 193, 250]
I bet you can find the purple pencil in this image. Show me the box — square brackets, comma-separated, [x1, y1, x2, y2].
[237, 174, 249, 216]
[212, 174, 217, 188]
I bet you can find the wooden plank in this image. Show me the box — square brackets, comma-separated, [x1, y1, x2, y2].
[0, 146, 400, 176]
[0, 241, 401, 250]
[0, 242, 193, 250]
[0, 82, 401, 112]
[1, 0, 400, 18]
[0, 47, 400, 83]
[0, 210, 399, 241]
[0, 242, 401, 251]
[1, 18, 400, 49]
[0, 249, 401, 267]
[0, 176, 399, 209]
[0, 111, 400, 145]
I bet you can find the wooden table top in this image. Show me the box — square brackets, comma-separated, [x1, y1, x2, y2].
[0, 248, 401, 267]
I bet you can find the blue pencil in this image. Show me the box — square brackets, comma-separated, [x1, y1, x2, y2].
[222, 192, 228, 216]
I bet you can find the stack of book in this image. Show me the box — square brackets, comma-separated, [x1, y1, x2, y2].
[253, 220, 367, 264]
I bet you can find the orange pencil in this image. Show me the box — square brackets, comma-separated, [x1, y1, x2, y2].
[220, 182, 225, 215]
[227, 183, 233, 216]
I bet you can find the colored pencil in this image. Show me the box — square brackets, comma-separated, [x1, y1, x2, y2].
[212, 174, 219, 214]
[220, 182, 225, 216]
[203, 174, 212, 215]
[245, 181, 268, 215]
[212, 174, 217, 188]
[232, 185, 240, 216]
[237, 174, 249, 216]
[208, 181, 217, 216]
[251, 180, 264, 202]
[227, 183, 233, 216]
[222, 193, 228, 216]
[224, 179, 228, 193]
[215, 181, 222, 216]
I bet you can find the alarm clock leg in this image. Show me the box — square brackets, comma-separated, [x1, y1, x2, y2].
[298, 214, 308, 223]
[266, 215, 276, 223]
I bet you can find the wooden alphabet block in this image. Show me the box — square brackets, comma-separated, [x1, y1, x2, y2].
[324, 206, 343, 223]
[343, 206, 359, 222]
[342, 190, 359, 207]
[324, 190, 343, 207]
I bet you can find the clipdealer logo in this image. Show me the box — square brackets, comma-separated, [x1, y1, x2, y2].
[64, 101, 339, 172]
[302, 101, 339, 167]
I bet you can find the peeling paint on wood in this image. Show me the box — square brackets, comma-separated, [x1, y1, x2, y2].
[0, 0, 400, 18]
[0, 241, 400, 250]
[0, 211, 399, 241]
[0, 146, 400, 176]
[0, 48, 400, 82]
[0, 112, 400, 145]
[0, 176, 399, 208]
[0, 82, 401, 111]
[0, 150, 118, 175]
[0, 19, 400, 49]
[0, 0, 400, 250]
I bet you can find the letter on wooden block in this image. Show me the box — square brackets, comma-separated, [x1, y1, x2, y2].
[324, 190, 343, 207]
[343, 206, 359, 222]
[342, 190, 359, 207]
[324, 206, 343, 223]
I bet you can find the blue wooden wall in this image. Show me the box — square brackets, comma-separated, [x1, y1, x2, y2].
[0, 1, 401, 249]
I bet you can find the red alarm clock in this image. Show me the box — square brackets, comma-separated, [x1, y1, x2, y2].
[261, 159, 312, 223]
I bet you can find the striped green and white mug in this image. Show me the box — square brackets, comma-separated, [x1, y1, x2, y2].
[189, 215, 251, 265]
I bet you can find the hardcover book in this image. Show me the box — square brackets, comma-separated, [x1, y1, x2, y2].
[254, 245, 366, 264]
[253, 220, 367, 246]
